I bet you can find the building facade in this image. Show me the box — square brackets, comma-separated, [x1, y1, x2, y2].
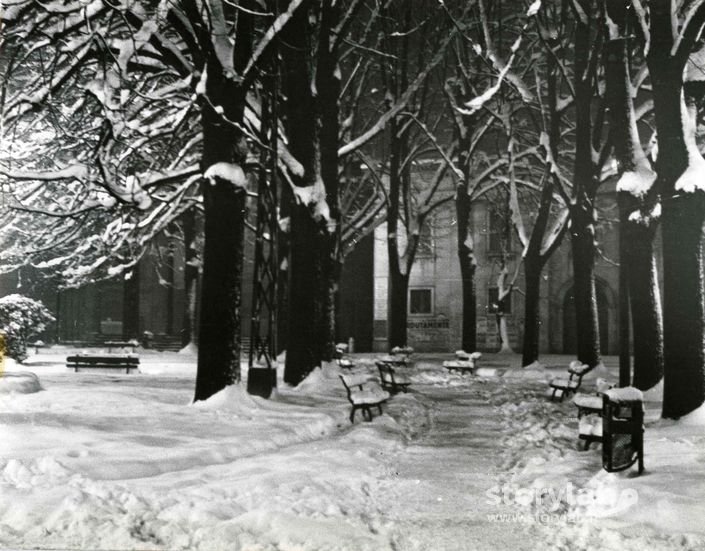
[349, 188, 623, 355]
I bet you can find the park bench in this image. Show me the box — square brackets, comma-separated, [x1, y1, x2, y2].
[29, 340, 46, 354]
[376, 361, 411, 393]
[334, 343, 356, 369]
[549, 360, 591, 401]
[66, 354, 140, 374]
[391, 345, 414, 357]
[573, 378, 614, 417]
[443, 351, 482, 374]
[339, 372, 390, 423]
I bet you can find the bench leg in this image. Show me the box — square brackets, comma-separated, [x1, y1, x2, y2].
[363, 406, 372, 422]
[377, 404, 383, 415]
[350, 407, 356, 423]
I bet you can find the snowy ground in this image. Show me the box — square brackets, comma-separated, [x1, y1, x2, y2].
[1, 347, 704, 551]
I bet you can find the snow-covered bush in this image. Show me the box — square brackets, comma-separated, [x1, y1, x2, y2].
[0, 295, 55, 363]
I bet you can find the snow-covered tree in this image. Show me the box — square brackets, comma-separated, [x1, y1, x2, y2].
[0, 294, 54, 362]
[603, 0, 663, 391]
[642, 0, 705, 418]
[1, 0, 301, 401]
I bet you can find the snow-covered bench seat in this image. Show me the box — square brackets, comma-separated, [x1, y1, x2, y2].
[391, 345, 414, 358]
[444, 351, 481, 374]
[376, 361, 411, 393]
[377, 355, 408, 368]
[334, 343, 356, 369]
[572, 378, 614, 417]
[572, 393, 603, 418]
[443, 360, 474, 374]
[339, 372, 390, 423]
[67, 354, 140, 374]
[549, 360, 591, 401]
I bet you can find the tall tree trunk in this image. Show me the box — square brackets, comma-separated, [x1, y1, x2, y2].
[647, 6, 705, 416]
[388, 269, 409, 349]
[618, 199, 631, 387]
[194, 8, 253, 401]
[316, 0, 342, 362]
[456, 183, 477, 352]
[281, 0, 320, 384]
[624, 222, 663, 389]
[285, 204, 319, 384]
[603, 0, 662, 389]
[386, 113, 411, 350]
[181, 207, 199, 347]
[122, 262, 140, 340]
[522, 256, 543, 366]
[570, 0, 601, 367]
[569, 202, 601, 366]
[166, 242, 175, 335]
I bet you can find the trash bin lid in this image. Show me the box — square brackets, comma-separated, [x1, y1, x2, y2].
[604, 387, 644, 404]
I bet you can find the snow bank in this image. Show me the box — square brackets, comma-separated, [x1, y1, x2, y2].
[503, 363, 550, 380]
[641, 378, 663, 402]
[178, 342, 198, 356]
[678, 401, 705, 426]
[0, 371, 42, 394]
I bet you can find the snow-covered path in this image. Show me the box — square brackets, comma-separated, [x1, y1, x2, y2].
[2, 350, 705, 550]
[373, 384, 542, 550]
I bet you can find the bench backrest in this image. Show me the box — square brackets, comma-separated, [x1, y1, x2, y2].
[376, 362, 395, 382]
[67, 355, 140, 366]
[568, 360, 590, 376]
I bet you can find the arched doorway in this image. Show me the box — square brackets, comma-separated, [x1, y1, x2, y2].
[562, 282, 610, 355]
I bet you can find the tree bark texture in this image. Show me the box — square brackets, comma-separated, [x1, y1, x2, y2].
[388, 269, 410, 349]
[456, 183, 477, 352]
[522, 257, 543, 366]
[122, 261, 140, 340]
[569, 202, 601, 367]
[624, 222, 663, 389]
[181, 207, 199, 347]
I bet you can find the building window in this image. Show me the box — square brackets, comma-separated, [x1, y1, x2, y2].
[409, 288, 433, 315]
[488, 207, 509, 254]
[488, 287, 512, 314]
[416, 223, 434, 258]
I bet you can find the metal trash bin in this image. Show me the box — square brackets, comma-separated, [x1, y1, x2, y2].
[247, 365, 276, 398]
[602, 387, 644, 474]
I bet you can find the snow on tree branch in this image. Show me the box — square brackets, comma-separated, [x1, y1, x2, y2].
[630, 0, 650, 55]
[338, 25, 458, 157]
[242, 0, 305, 81]
[0, 165, 89, 182]
[203, 162, 248, 189]
[674, 0, 705, 62]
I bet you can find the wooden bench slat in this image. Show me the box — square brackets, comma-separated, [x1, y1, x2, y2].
[67, 354, 140, 374]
